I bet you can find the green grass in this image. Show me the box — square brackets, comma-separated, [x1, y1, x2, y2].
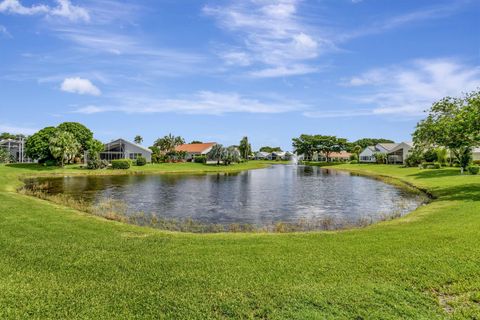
[1, 163, 479, 318]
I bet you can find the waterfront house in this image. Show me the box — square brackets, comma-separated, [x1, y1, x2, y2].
[0, 138, 32, 163]
[97, 138, 152, 162]
[359, 142, 413, 164]
[175, 142, 216, 161]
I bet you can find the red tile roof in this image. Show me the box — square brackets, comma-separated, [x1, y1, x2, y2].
[175, 142, 216, 153]
[329, 151, 352, 158]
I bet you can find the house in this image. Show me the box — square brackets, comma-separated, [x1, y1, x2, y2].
[97, 138, 152, 162]
[255, 151, 270, 160]
[0, 138, 32, 163]
[359, 142, 413, 164]
[320, 151, 352, 162]
[387, 142, 413, 164]
[175, 142, 216, 161]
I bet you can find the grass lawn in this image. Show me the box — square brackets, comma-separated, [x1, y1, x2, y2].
[0, 163, 479, 318]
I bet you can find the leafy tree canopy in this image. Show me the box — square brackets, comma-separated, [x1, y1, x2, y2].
[25, 126, 57, 162]
[190, 140, 203, 144]
[239, 136, 252, 160]
[292, 134, 347, 160]
[350, 138, 395, 149]
[49, 131, 80, 167]
[259, 146, 282, 153]
[413, 90, 480, 171]
[153, 134, 185, 153]
[134, 135, 143, 144]
[57, 122, 93, 152]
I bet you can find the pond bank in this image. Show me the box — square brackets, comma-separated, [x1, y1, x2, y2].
[1, 163, 480, 318]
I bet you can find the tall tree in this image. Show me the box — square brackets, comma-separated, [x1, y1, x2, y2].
[86, 139, 105, 161]
[207, 144, 224, 165]
[238, 136, 251, 160]
[352, 145, 363, 161]
[259, 146, 282, 153]
[313, 135, 347, 162]
[413, 91, 480, 173]
[0, 132, 17, 140]
[134, 135, 143, 144]
[25, 126, 58, 162]
[154, 134, 185, 154]
[49, 131, 80, 167]
[351, 138, 395, 149]
[292, 135, 316, 159]
[57, 122, 93, 154]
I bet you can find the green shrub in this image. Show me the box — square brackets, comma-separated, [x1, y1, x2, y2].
[111, 159, 131, 169]
[467, 166, 479, 175]
[193, 155, 206, 164]
[421, 162, 437, 169]
[350, 160, 359, 164]
[136, 156, 147, 166]
[433, 162, 441, 169]
[473, 160, 480, 165]
[43, 159, 57, 167]
[87, 159, 109, 170]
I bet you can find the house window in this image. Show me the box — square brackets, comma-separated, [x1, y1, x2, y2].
[129, 153, 142, 159]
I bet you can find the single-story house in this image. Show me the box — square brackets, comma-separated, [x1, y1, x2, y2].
[359, 142, 413, 164]
[96, 138, 152, 162]
[255, 151, 271, 160]
[0, 138, 32, 163]
[175, 142, 216, 161]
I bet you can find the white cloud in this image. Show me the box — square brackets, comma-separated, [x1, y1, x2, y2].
[341, 59, 480, 117]
[73, 91, 307, 115]
[0, 124, 38, 135]
[339, 2, 468, 41]
[0, 0, 89, 22]
[249, 64, 318, 78]
[61, 77, 101, 96]
[0, 24, 11, 37]
[204, 0, 329, 77]
[50, 0, 89, 22]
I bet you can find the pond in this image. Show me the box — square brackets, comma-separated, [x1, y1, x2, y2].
[24, 165, 425, 231]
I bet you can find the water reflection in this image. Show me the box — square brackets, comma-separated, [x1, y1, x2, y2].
[26, 165, 423, 227]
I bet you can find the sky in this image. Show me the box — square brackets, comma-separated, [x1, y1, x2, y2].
[0, 0, 479, 151]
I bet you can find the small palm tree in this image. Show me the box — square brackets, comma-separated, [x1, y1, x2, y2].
[134, 135, 143, 144]
[352, 145, 362, 161]
[207, 144, 224, 165]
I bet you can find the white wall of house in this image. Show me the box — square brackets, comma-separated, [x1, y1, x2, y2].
[473, 148, 480, 161]
[359, 147, 376, 162]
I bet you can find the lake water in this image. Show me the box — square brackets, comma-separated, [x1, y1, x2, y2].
[25, 165, 424, 229]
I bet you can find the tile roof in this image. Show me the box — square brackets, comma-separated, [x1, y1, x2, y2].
[175, 142, 216, 153]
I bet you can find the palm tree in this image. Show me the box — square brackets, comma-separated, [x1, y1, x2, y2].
[134, 135, 143, 144]
[207, 144, 224, 165]
[49, 131, 80, 167]
[352, 145, 362, 161]
[239, 136, 251, 160]
[154, 134, 185, 153]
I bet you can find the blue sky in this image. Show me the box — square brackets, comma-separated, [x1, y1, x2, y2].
[1, 0, 479, 150]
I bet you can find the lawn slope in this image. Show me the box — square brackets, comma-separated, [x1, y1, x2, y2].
[0, 163, 479, 319]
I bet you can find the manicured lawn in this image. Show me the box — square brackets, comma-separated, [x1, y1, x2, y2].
[0, 163, 479, 318]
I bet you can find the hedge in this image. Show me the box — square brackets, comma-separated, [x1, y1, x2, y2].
[111, 159, 131, 169]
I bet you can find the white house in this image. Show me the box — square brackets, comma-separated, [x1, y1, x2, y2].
[97, 138, 152, 162]
[255, 151, 270, 160]
[359, 143, 412, 164]
[386, 142, 413, 164]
